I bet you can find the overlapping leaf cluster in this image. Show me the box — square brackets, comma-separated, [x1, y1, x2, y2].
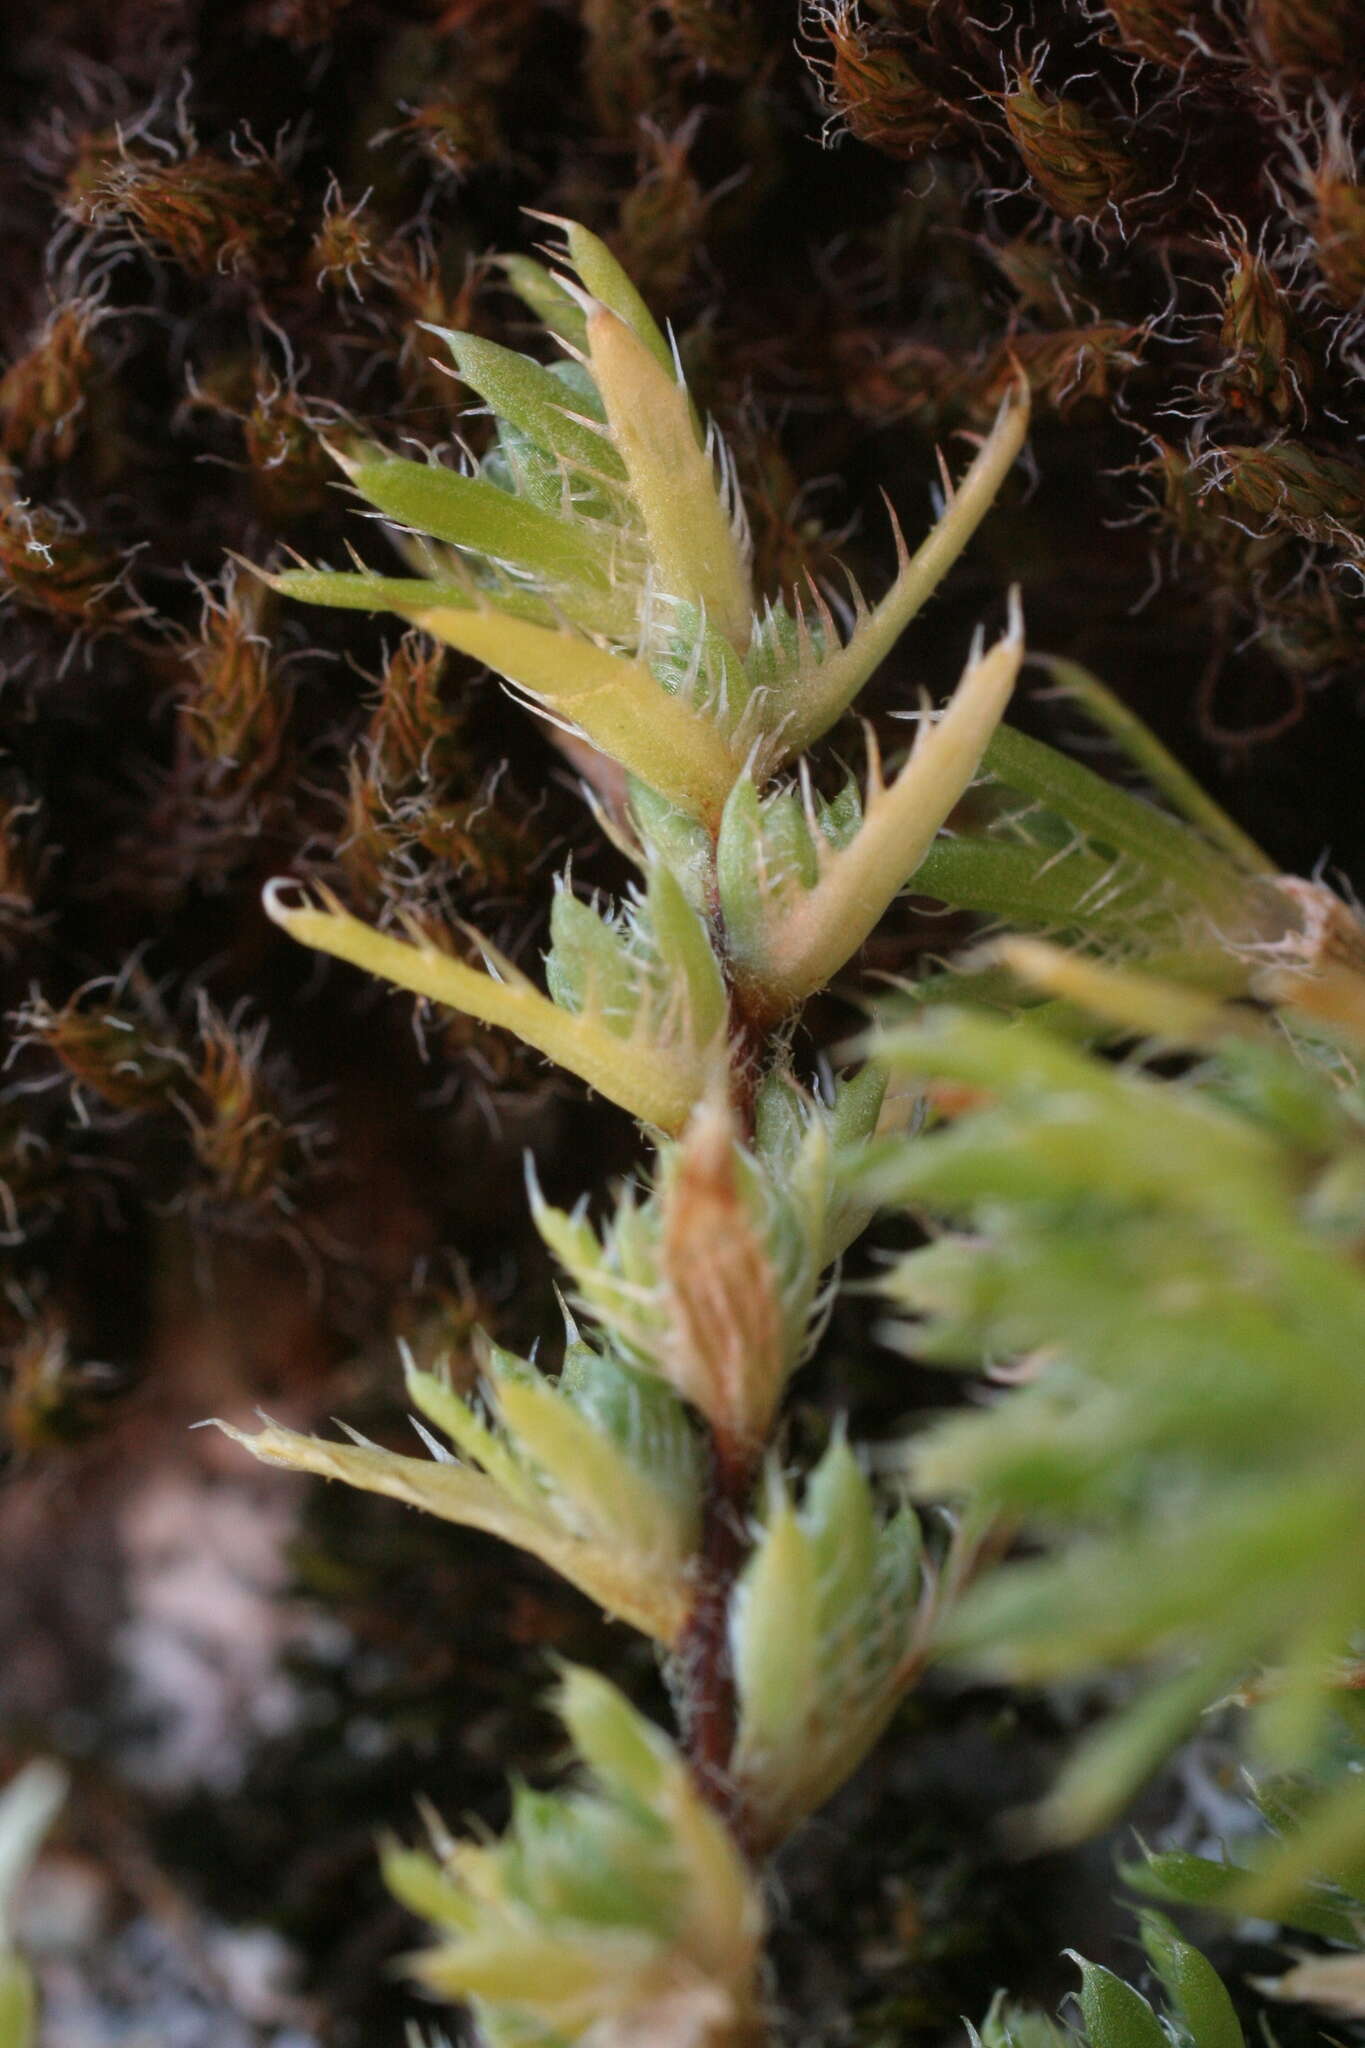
[860, 917, 1365, 1854]
[222, 218, 1031, 2043]
[980, 1912, 1247, 2048]
[383, 1667, 767, 2048]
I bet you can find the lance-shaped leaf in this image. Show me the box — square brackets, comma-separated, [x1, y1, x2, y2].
[981, 721, 1249, 914]
[628, 782, 715, 912]
[263, 564, 553, 624]
[981, 1934, 1245, 2048]
[1124, 1845, 1362, 1947]
[646, 864, 728, 1048]
[332, 447, 620, 594]
[1071, 1957, 1171, 2048]
[427, 326, 627, 483]
[216, 1349, 698, 1645]
[1137, 1911, 1245, 2048]
[588, 304, 753, 653]
[730, 1487, 819, 1780]
[907, 835, 1192, 950]
[755, 1062, 888, 1264]
[1035, 656, 1272, 878]
[720, 617, 1023, 1018]
[384, 1668, 765, 2044]
[485, 1341, 702, 1574]
[557, 217, 676, 376]
[770, 382, 1030, 761]
[647, 598, 756, 740]
[545, 864, 727, 1061]
[401, 604, 741, 823]
[498, 252, 591, 352]
[729, 1437, 924, 1848]
[532, 1177, 667, 1379]
[262, 881, 716, 1134]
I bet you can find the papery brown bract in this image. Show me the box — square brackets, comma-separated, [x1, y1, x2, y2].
[64, 124, 295, 277]
[1003, 71, 1142, 221]
[807, 1, 960, 160]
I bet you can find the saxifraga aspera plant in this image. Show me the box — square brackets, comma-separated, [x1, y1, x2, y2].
[215, 214, 1031, 2044]
[206, 210, 1365, 2045]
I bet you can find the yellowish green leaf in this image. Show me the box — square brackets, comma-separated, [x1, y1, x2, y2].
[400, 606, 740, 824]
[427, 327, 627, 482]
[775, 383, 1030, 760]
[735, 620, 1023, 1015]
[262, 882, 711, 1134]
[491, 1368, 696, 1567]
[215, 1415, 690, 1643]
[731, 1495, 818, 1772]
[588, 306, 752, 652]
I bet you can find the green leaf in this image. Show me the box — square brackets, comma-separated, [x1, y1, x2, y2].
[498, 252, 590, 352]
[556, 1666, 670, 1809]
[910, 836, 1164, 935]
[1137, 1910, 1245, 2048]
[982, 725, 1240, 911]
[732, 628, 1022, 1015]
[627, 782, 714, 911]
[588, 305, 752, 652]
[1071, 1957, 1169, 2048]
[338, 454, 611, 591]
[831, 1064, 889, 1149]
[545, 888, 642, 1034]
[645, 865, 726, 1049]
[775, 384, 1030, 759]
[1035, 656, 1270, 877]
[381, 1844, 479, 1933]
[266, 566, 549, 624]
[978, 1991, 1071, 2048]
[802, 1433, 878, 1624]
[731, 1493, 819, 1768]
[716, 775, 804, 972]
[263, 883, 715, 1133]
[489, 1357, 696, 1567]
[561, 218, 676, 377]
[1123, 1848, 1361, 1945]
[428, 327, 627, 482]
[401, 606, 741, 823]
[647, 598, 754, 735]
[559, 1342, 702, 1539]
[406, 1357, 543, 1512]
[753, 1070, 810, 1175]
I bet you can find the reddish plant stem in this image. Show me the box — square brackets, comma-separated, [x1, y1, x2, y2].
[676, 1425, 759, 1847]
[726, 1000, 770, 1141]
[679, 862, 782, 1842]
